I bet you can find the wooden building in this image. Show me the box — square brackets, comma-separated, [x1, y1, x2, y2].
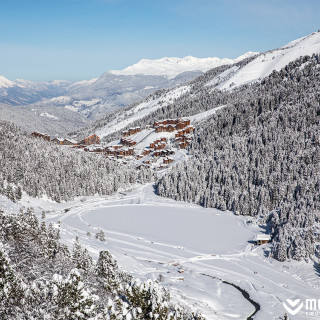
[122, 127, 141, 137]
[51, 137, 64, 145]
[122, 130, 130, 137]
[80, 134, 100, 145]
[31, 131, 50, 141]
[120, 138, 137, 147]
[142, 148, 152, 156]
[153, 118, 191, 131]
[163, 157, 174, 164]
[62, 138, 78, 145]
[256, 234, 271, 245]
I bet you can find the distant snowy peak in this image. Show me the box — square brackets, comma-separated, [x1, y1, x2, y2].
[0, 76, 72, 90]
[69, 78, 98, 89]
[110, 52, 259, 78]
[0, 75, 15, 88]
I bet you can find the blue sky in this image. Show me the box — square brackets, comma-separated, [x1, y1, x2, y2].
[0, 0, 319, 81]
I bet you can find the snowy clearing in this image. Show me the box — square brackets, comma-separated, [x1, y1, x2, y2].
[39, 112, 59, 120]
[10, 183, 320, 320]
[183, 105, 227, 123]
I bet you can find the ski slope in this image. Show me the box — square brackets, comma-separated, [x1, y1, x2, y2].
[15, 184, 320, 320]
[216, 31, 320, 90]
[95, 85, 190, 139]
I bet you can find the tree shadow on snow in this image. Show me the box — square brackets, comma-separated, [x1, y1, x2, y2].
[313, 261, 320, 277]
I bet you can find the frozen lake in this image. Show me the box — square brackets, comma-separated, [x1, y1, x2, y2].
[80, 204, 252, 254]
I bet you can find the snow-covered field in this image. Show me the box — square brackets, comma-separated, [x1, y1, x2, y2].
[3, 183, 318, 320]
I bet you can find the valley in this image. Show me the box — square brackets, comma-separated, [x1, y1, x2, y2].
[1, 25, 320, 319]
[3, 183, 318, 320]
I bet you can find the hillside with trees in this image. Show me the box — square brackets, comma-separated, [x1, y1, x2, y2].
[156, 54, 320, 262]
[0, 121, 153, 202]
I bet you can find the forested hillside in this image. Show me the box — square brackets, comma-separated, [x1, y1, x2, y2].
[0, 206, 204, 319]
[157, 54, 320, 262]
[0, 121, 152, 202]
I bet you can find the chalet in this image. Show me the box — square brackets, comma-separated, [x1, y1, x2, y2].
[106, 147, 115, 155]
[117, 150, 124, 156]
[184, 126, 194, 134]
[31, 131, 50, 141]
[122, 130, 130, 137]
[122, 147, 134, 157]
[256, 234, 271, 245]
[155, 125, 164, 133]
[111, 144, 123, 150]
[153, 118, 191, 132]
[179, 142, 190, 149]
[154, 143, 166, 150]
[176, 121, 187, 130]
[80, 134, 100, 145]
[122, 127, 141, 137]
[142, 148, 152, 156]
[129, 127, 141, 135]
[163, 157, 174, 164]
[93, 147, 105, 153]
[51, 137, 64, 145]
[121, 138, 137, 147]
[63, 138, 78, 145]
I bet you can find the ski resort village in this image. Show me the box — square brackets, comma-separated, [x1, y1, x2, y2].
[31, 118, 194, 169]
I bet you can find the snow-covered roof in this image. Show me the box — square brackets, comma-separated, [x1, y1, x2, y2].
[33, 131, 49, 136]
[65, 138, 78, 144]
[256, 234, 271, 241]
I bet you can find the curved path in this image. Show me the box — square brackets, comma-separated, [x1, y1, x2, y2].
[44, 183, 320, 320]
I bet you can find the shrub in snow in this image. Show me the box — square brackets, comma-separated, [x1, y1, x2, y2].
[96, 229, 106, 242]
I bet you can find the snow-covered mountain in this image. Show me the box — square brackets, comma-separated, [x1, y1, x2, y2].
[110, 52, 258, 78]
[0, 77, 72, 105]
[0, 53, 256, 134]
[207, 31, 320, 90]
[0, 75, 15, 88]
[76, 30, 320, 142]
[3, 30, 320, 136]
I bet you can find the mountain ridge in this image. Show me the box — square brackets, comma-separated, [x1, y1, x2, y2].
[110, 52, 258, 77]
[76, 31, 320, 142]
